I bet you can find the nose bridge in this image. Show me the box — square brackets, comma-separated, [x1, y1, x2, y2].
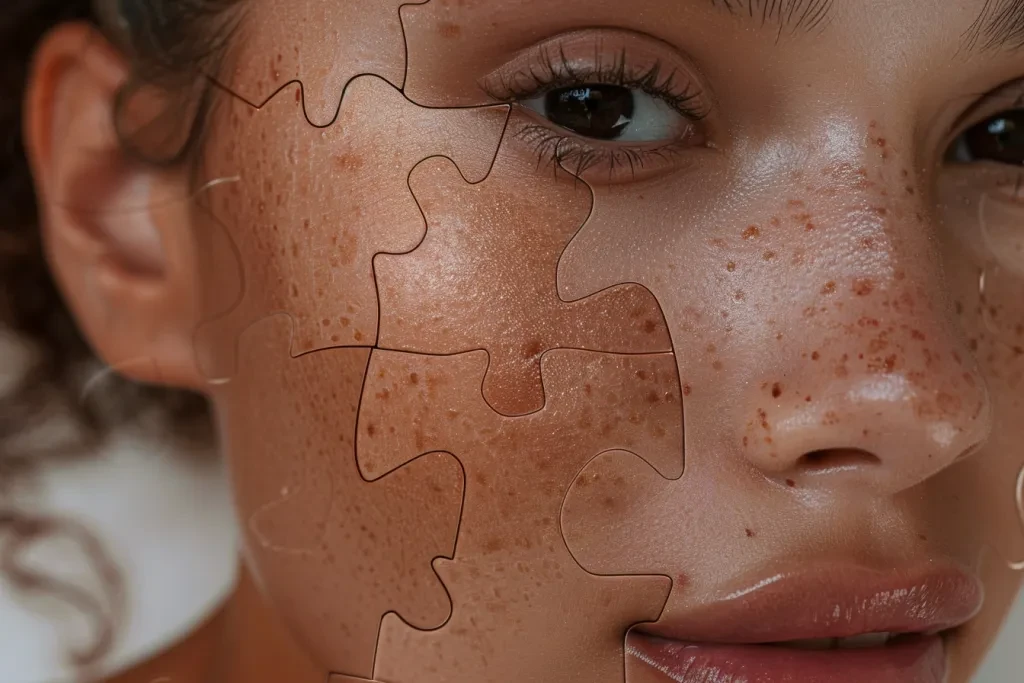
[736, 121, 993, 492]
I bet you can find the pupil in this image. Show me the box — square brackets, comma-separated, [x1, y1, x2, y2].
[544, 85, 634, 140]
[965, 110, 1024, 165]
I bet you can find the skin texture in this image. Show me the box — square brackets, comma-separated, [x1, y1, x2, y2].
[21, 1, 1024, 681]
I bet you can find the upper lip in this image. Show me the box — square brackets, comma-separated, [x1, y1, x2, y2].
[635, 561, 984, 644]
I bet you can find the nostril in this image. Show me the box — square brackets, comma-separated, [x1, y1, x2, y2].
[797, 448, 882, 473]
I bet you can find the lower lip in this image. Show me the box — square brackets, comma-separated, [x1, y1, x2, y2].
[627, 633, 946, 683]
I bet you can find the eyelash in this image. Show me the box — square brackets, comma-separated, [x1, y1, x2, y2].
[480, 45, 710, 178]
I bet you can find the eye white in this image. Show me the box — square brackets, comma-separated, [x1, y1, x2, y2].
[521, 88, 685, 143]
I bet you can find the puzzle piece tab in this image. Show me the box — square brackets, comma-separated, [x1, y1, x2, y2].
[216, 315, 465, 677]
[193, 76, 509, 380]
[356, 348, 682, 682]
[214, 0, 421, 126]
[375, 128, 671, 415]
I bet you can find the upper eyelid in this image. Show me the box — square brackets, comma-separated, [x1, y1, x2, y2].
[477, 47, 711, 120]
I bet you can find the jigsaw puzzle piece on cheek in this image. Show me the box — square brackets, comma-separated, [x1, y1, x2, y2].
[356, 348, 681, 682]
[374, 126, 672, 416]
[212, 0, 423, 126]
[191, 76, 510, 381]
[213, 314, 465, 677]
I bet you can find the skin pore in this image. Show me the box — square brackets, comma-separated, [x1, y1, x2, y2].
[21, 0, 1024, 681]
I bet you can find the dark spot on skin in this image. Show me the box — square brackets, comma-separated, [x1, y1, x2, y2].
[683, 383, 692, 396]
[707, 343, 717, 353]
[437, 21, 462, 38]
[409, 373, 419, 385]
[787, 199, 805, 209]
[354, 331, 364, 342]
[805, 222, 816, 231]
[644, 320, 658, 334]
[745, 528, 756, 538]
[742, 225, 761, 239]
[742, 436, 749, 447]
[771, 383, 782, 398]
[334, 153, 364, 172]
[853, 279, 875, 296]
[811, 351, 820, 360]
[647, 391, 660, 404]
[757, 408, 770, 431]
[727, 261, 736, 272]
[295, 88, 301, 103]
[713, 360, 724, 371]
[821, 281, 836, 295]
[523, 339, 543, 358]
[763, 250, 776, 260]
[770, 216, 781, 227]
[786, 479, 796, 487]
[911, 329, 926, 341]
[805, 395, 812, 402]
[636, 370, 649, 380]
[919, 534, 928, 542]
[366, 424, 376, 436]
[584, 384, 592, 395]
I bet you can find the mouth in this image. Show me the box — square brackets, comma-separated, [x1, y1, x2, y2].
[626, 562, 983, 683]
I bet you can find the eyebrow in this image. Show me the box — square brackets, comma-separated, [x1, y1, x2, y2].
[709, 0, 835, 33]
[962, 0, 1024, 53]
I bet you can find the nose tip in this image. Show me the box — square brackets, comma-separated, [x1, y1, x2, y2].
[744, 371, 992, 493]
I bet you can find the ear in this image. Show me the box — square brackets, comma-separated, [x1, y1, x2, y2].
[23, 23, 207, 392]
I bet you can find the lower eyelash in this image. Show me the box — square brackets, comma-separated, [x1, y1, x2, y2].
[515, 122, 692, 181]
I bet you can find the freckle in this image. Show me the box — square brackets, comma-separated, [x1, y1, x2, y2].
[821, 281, 836, 295]
[884, 354, 897, 372]
[713, 360, 724, 371]
[776, 332, 784, 341]
[742, 436, 749, 447]
[905, 185, 915, 196]
[295, 88, 301, 103]
[706, 343, 717, 353]
[727, 261, 736, 272]
[636, 369, 649, 380]
[785, 479, 796, 487]
[745, 528, 755, 538]
[770, 216, 781, 227]
[409, 373, 419, 385]
[811, 351, 820, 360]
[742, 225, 761, 239]
[584, 384, 592, 395]
[330, 335, 340, 342]
[340, 317, 350, 327]
[805, 395, 812, 402]
[918, 534, 928, 542]
[763, 250, 776, 260]
[644, 320, 658, 333]
[354, 331, 364, 342]
[683, 383, 692, 396]
[787, 199, 805, 208]
[955, 301, 964, 315]
[771, 383, 782, 398]
[852, 278, 874, 296]
[911, 329, 926, 341]
[322, 318, 331, 326]
[367, 424, 376, 436]
[437, 20, 462, 37]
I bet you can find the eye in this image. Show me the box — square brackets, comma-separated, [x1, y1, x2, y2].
[948, 110, 1024, 165]
[520, 84, 686, 143]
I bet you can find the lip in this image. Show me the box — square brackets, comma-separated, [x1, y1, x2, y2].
[636, 561, 983, 643]
[625, 561, 982, 683]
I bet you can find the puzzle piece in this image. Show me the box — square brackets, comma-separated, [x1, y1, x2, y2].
[356, 348, 681, 682]
[374, 125, 671, 415]
[211, 0, 424, 126]
[192, 75, 509, 380]
[215, 314, 465, 677]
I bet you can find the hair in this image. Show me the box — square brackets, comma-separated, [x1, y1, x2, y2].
[0, 0, 243, 671]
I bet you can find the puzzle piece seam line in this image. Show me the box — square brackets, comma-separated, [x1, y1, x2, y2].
[397, 0, 436, 93]
[557, 447, 681, 581]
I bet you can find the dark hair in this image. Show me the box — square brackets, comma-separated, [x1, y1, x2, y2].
[0, 0, 243, 671]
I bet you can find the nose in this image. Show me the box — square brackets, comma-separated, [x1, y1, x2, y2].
[738, 139, 992, 495]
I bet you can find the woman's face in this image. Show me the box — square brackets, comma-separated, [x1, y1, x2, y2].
[182, 1, 1024, 681]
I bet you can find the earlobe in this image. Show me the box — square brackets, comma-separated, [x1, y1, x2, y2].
[23, 22, 208, 392]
